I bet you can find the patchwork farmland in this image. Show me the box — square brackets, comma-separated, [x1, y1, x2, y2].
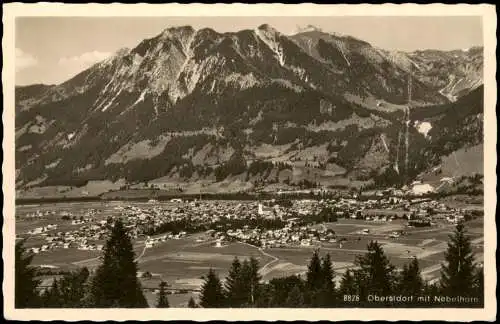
[16, 200, 483, 307]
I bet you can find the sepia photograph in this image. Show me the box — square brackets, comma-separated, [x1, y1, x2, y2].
[3, 3, 497, 321]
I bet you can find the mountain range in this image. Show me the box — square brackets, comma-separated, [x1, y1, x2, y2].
[15, 24, 484, 197]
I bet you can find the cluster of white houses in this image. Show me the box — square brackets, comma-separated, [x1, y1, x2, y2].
[219, 223, 337, 248]
[26, 221, 107, 254]
[324, 196, 469, 224]
[21, 194, 473, 255]
[144, 231, 187, 248]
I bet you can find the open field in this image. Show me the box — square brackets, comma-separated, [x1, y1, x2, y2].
[137, 239, 274, 289]
[16, 199, 484, 302]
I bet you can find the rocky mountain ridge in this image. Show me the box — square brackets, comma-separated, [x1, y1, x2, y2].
[15, 24, 484, 195]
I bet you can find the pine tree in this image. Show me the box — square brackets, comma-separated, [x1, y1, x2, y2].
[440, 223, 477, 297]
[423, 281, 440, 300]
[254, 283, 274, 307]
[156, 281, 170, 308]
[339, 269, 356, 296]
[88, 219, 148, 307]
[40, 288, 51, 308]
[199, 268, 226, 308]
[246, 257, 261, 306]
[237, 259, 252, 307]
[354, 241, 395, 301]
[321, 254, 335, 290]
[285, 285, 305, 307]
[58, 267, 90, 307]
[306, 250, 323, 291]
[398, 257, 424, 298]
[224, 257, 244, 307]
[42, 279, 63, 307]
[318, 253, 336, 306]
[233, 258, 262, 307]
[15, 240, 40, 308]
[188, 296, 198, 308]
[266, 275, 303, 307]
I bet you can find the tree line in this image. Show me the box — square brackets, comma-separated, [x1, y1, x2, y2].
[16, 221, 483, 308]
[195, 223, 483, 308]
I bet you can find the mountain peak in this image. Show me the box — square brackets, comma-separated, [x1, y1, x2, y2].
[115, 47, 130, 56]
[162, 25, 195, 33]
[15, 23, 483, 191]
[160, 25, 196, 39]
[257, 23, 278, 33]
[294, 24, 323, 34]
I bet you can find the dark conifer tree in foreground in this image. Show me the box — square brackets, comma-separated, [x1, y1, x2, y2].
[156, 281, 170, 308]
[440, 223, 478, 298]
[318, 253, 336, 307]
[224, 257, 245, 307]
[41, 279, 62, 307]
[243, 257, 261, 306]
[306, 250, 323, 291]
[15, 240, 40, 308]
[188, 296, 198, 308]
[264, 275, 304, 307]
[398, 257, 424, 297]
[285, 285, 305, 307]
[339, 269, 357, 296]
[306, 250, 336, 307]
[199, 268, 226, 308]
[354, 241, 395, 302]
[52, 267, 90, 307]
[423, 281, 441, 297]
[87, 219, 148, 307]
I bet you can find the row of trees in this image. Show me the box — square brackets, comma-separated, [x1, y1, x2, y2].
[145, 212, 290, 237]
[16, 220, 483, 308]
[196, 223, 483, 308]
[16, 220, 149, 308]
[199, 257, 261, 308]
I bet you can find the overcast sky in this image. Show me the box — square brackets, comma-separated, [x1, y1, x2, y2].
[15, 16, 483, 86]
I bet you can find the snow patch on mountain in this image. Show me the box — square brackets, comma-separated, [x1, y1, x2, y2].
[75, 164, 94, 174]
[132, 90, 148, 106]
[62, 125, 89, 149]
[414, 121, 433, 138]
[411, 182, 435, 196]
[101, 89, 122, 112]
[380, 134, 390, 153]
[45, 159, 61, 170]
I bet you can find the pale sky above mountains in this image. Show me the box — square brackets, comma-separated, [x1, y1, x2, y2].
[15, 16, 483, 86]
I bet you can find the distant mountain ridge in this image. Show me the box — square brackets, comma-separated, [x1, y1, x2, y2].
[15, 24, 483, 194]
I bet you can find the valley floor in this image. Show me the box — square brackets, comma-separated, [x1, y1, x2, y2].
[16, 199, 484, 307]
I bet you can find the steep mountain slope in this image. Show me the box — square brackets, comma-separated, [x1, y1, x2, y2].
[372, 85, 484, 188]
[389, 47, 483, 101]
[15, 84, 55, 112]
[291, 30, 483, 108]
[15, 25, 484, 194]
[290, 30, 450, 107]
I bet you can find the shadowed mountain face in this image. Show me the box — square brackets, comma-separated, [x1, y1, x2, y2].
[15, 25, 483, 191]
